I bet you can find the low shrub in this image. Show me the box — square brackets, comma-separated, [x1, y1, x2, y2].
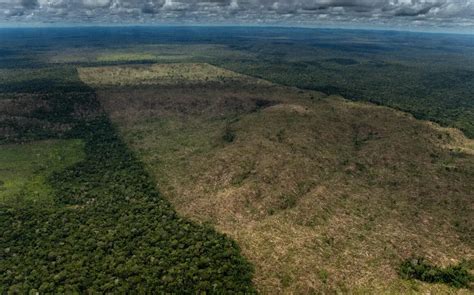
[222, 127, 236, 143]
[399, 257, 473, 289]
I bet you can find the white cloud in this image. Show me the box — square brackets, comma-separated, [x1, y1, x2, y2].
[0, 0, 473, 30]
[82, 0, 111, 8]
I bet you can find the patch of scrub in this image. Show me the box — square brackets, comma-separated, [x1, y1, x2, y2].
[324, 58, 359, 65]
[124, 97, 474, 294]
[96, 53, 159, 62]
[0, 139, 84, 206]
[83, 61, 473, 294]
[49, 44, 252, 64]
[78, 63, 272, 87]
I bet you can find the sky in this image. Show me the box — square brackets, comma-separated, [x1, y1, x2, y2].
[1, 0, 474, 32]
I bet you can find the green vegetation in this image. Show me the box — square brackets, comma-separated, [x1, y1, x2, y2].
[97, 53, 159, 62]
[0, 67, 89, 93]
[91, 63, 473, 293]
[1, 27, 473, 293]
[222, 127, 236, 143]
[49, 44, 253, 65]
[399, 258, 473, 289]
[0, 139, 84, 205]
[78, 63, 269, 87]
[0, 67, 100, 144]
[216, 37, 474, 138]
[0, 65, 255, 293]
[2, 118, 254, 293]
[15, 27, 472, 138]
[95, 52, 199, 63]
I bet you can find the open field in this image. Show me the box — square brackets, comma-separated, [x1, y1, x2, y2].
[78, 63, 271, 87]
[83, 62, 474, 293]
[47, 44, 254, 65]
[0, 139, 84, 206]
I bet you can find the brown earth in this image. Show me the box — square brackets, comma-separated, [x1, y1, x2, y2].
[80, 63, 474, 294]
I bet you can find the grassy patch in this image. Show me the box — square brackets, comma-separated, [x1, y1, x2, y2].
[0, 139, 84, 206]
[48, 44, 252, 65]
[96, 53, 195, 63]
[78, 63, 270, 87]
[96, 53, 158, 62]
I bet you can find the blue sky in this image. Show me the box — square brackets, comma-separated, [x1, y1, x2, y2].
[1, 0, 473, 33]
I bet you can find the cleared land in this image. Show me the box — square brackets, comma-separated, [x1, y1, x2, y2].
[81, 63, 474, 294]
[48, 44, 254, 64]
[0, 139, 84, 206]
[78, 63, 271, 87]
[97, 53, 159, 62]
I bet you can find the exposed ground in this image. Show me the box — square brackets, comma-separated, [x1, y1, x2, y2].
[80, 63, 474, 294]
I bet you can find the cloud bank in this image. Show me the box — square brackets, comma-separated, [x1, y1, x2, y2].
[1, 0, 474, 30]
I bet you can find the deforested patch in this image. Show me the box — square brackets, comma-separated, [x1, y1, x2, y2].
[78, 63, 273, 87]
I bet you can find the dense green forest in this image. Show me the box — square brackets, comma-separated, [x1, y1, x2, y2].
[0, 66, 255, 293]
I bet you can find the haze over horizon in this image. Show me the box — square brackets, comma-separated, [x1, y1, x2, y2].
[1, 0, 473, 33]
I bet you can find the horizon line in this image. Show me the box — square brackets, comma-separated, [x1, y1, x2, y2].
[0, 22, 473, 36]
